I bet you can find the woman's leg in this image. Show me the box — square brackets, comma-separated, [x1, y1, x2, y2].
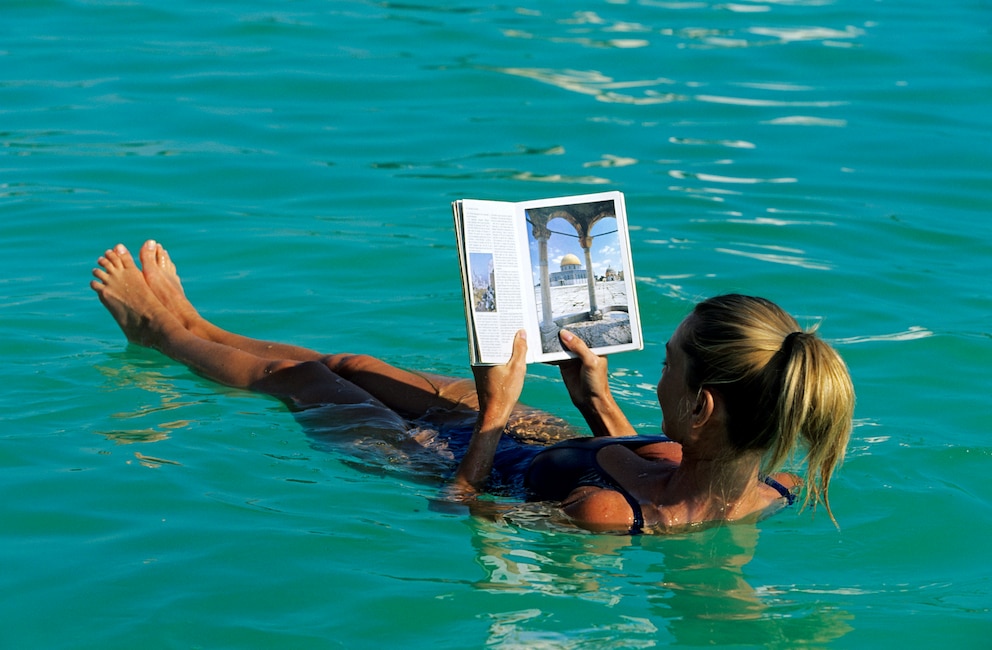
[97, 242, 579, 450]
[92, 243, 407, 416]
[135, 240, 480, 418]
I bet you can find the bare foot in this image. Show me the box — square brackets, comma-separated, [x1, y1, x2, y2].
[91, 244, 182, 347]
[138, 239, 202, 331]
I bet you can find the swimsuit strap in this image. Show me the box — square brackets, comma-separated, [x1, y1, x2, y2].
[607, 482, 645, 535]
[762, 475, 797, 505]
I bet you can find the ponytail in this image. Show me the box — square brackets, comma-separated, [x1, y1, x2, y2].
[771, 330, 855, 524]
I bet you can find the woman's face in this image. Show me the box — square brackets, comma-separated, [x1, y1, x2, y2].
[657, 316, 694, 440]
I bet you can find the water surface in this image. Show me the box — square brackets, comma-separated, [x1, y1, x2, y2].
[2, 0, 990, 647]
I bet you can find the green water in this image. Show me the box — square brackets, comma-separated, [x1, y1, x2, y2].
[2, 0, 990, 647]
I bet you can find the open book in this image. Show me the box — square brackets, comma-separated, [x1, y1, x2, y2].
[453, 191, 642, 365]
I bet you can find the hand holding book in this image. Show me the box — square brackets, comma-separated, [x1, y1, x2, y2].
[555, 329, 637, 437]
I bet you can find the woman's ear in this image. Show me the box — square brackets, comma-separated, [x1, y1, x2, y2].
[690, 387, 717, 429]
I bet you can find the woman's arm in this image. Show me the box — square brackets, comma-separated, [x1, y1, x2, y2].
[447, 330, 529, 499]
[556, 330, 636, 437]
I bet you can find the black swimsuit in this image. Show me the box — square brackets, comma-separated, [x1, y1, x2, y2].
[523, 435, 796, 534]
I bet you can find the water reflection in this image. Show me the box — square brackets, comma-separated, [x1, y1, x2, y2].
[491, 6, 865, 52]
[468, 514, 633, 604]
[488, 67, 684, 105]
[467, 518, 853, 645]
[93, 359, 197, 444]
[715, 243, 833, 270]
[833, 326, 933, 344]
[484, 607, 659, 647]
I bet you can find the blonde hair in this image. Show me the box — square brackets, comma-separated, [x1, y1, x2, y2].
[681, 294, 855, 523]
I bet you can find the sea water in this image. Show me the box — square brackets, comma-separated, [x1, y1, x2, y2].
[2, 0, 990, 647]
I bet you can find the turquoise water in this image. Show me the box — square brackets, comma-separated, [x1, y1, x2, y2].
[3, 0, 991, 647]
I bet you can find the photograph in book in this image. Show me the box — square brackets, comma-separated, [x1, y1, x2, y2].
[525, 197, 635, 355]
[470, 252, 497, 313]
[453, 191, 642, 365]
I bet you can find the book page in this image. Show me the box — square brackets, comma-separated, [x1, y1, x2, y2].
[515, 191, 642, 363]
[457, 200, 533, 364]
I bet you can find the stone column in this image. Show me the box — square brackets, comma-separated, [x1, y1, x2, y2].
[581, 235, 602, 320]
[531, 221, 554, 329]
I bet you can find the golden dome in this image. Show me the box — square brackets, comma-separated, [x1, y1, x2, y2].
[560, 253, 582, 269]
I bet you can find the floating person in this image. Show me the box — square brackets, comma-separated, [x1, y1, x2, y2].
[91, 240, 854, 534]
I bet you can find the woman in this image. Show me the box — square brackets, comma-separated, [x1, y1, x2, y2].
[92, 240, 854, 534]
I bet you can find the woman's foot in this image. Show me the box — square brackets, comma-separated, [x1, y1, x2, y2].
[90, 244, 182, 347]
[138, 240, 202, 332]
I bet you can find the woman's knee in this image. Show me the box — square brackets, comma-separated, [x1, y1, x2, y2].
[253, 359, 373, 407]
[254, 359, 331, 394]
[320, 353, 387, 378]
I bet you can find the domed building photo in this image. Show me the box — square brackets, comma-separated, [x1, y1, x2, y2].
[548, 253, 587, 286]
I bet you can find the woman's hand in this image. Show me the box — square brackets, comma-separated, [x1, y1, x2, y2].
[557, 329, 611, 410]
[556, 329, 635, 437]
[471, 329, 529, 423]
[449, 330, 528, 498]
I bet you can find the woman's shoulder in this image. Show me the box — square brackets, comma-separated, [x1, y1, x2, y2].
[559, 485, 639, 533]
